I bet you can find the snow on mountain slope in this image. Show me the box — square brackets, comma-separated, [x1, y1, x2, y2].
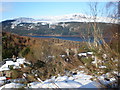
[10, 13, 118, 26]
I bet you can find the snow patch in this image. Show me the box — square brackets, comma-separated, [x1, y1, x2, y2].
[0, 58, 26, 71]
[0, 83, 24, 89]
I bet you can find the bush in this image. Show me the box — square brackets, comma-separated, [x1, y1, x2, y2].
[11, 70, 21, 79]
[22, 47, 30, 57]
[34, 60, 45, 68]
[8, 65, 14, 70]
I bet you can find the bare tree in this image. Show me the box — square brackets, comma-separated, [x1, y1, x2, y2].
[80, 1, 119, 88]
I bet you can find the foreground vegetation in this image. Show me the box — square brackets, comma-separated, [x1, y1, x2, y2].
[2, 32, 86, 80]
[2, 31, 119, 89]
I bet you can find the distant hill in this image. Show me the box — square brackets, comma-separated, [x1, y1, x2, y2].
[1, 13, 119, 37]
[1, 20, 118, 38]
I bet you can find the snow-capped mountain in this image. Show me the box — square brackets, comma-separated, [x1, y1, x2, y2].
[9, 13, 118, 25]
[14, 17, 36, 23]
[2, 13, 118, 36]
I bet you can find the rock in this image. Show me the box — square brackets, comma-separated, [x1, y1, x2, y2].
[104, 78, 110, 81]
[73, 72, 77, 75]
[12, 55, 17, 62]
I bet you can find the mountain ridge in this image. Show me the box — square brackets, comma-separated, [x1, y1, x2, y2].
[1, 13, 118, 36]
[1, 13, 119, 24]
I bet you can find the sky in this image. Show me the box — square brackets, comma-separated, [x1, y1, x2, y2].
[1, 1, 118, 21]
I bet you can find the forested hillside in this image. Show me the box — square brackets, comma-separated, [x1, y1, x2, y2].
[1, 19, 118, 37]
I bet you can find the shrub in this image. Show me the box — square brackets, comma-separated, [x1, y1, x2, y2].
[21, 47, 30, 57]
[34, 60, 45, 68]
[11, 70, 21, 79]
[8, 65, 14, 70]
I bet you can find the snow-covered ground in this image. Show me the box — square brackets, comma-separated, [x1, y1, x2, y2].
[0, 58, 97, 89]
[0, 71, 97, 89]
[28, 72, 96, 88]
[0, 83, 25, 89]
[0, 58, 117, 89]
[0, 58, 26, 72]
[0, 71, 116, 89]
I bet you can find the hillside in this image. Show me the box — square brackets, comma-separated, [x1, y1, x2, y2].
[1, 32, 119, 88]
[2, 32, 88, 80]
[1, 15, 118, 37]
[1, 13, 119, 87]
